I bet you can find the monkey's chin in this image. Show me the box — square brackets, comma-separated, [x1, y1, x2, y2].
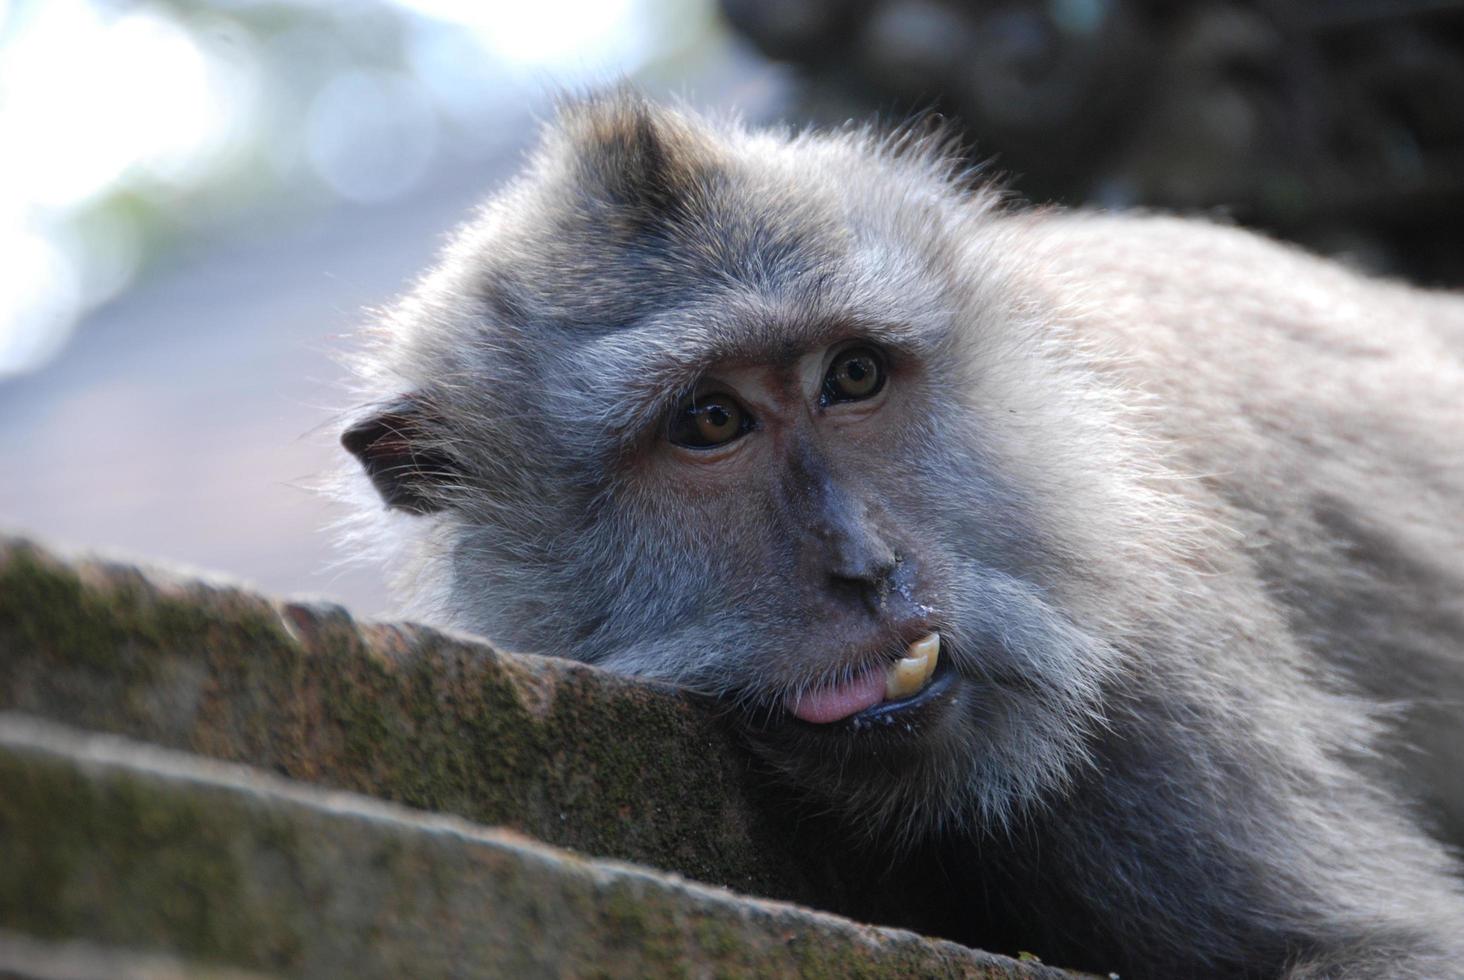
[735, 656, 977, 842]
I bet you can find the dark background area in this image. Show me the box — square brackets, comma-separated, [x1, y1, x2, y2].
[1, 0, 1459, 618]
[725, 0, 1464, 285]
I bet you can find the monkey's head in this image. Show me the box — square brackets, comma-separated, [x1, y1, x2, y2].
[343, 94, 1159, 841]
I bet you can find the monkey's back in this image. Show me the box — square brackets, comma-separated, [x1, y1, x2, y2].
[1017, 213, 1464, 839]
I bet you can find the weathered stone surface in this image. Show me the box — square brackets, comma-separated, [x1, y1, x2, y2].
[0, 930, 270, 980]
[0, 715, 1074, 979]
[0, 534, 814, 902]
[0, 534, 1091, 976]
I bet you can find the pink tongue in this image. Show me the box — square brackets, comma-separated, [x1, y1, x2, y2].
[787, 668, 886, 724]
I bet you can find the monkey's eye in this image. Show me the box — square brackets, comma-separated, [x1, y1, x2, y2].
[822, 346, 886, 404]
[668, 393, 753, 450]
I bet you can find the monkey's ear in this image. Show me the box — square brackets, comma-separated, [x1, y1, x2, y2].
[341, 397, 458, 516]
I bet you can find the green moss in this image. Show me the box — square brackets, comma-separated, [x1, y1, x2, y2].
[0, 728, 1058, 979]
[0, 752, 253, 958]
[691, 915, 743, 961]
[594, 881, 700, 978]
[537, 673, 736, 860]
[0, 546, 161, 681]
[598, 882, 653, 946]
[0, 538, 822, 920]
[0, 541, 299, 747]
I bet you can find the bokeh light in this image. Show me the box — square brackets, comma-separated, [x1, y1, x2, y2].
[0, 0, 687, 377]
[305, 69, 439, 203]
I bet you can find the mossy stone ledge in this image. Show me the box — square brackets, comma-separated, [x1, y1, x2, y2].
[0, 716, 1081, 979]
[0, 534, 807, 900]
[0, 534, 1088, 977]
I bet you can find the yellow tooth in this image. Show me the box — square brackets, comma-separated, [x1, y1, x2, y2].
[910, 632, 940, 682]
[886, 656, 927, 699]
[884, 633, 942, 701]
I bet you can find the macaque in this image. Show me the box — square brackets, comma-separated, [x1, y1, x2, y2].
[342, 93, 1464, 978]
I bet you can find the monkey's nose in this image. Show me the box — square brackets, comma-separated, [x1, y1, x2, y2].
[828, 548, 902, 616]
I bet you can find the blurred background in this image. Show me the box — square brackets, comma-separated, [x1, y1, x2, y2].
[2, 0, 1461, 617]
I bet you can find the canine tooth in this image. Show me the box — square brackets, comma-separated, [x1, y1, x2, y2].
[910, 632, 940, 682]
[884, 633, 942, 701]
[886, 657, 927, 699]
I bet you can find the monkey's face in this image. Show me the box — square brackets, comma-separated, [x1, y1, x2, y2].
[347, 308, 1114, 840]
[640, 338, 953, 715]
[344, 95, 1127, 840]
[625, 334, 1008, 836]
[573, 317, 1114, 840]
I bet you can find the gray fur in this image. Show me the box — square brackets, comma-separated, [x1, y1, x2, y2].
[340, 92, 1464, 977]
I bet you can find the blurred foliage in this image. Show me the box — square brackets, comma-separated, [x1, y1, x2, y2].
[722, 0, 1464, 285]
[0, 0, 720, 375]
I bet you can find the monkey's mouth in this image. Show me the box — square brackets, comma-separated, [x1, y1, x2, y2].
[784, 632, 954, 728]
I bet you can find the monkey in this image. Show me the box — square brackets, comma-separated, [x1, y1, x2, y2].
[339, 92, 1464, 978]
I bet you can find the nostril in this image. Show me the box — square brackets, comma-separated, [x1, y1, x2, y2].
[828, 552, 900, 614]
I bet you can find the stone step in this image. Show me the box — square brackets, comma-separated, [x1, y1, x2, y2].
[0, 714, 1071, 979]
[0, 534, 822, 906]
[0, 534, 1089, 976]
